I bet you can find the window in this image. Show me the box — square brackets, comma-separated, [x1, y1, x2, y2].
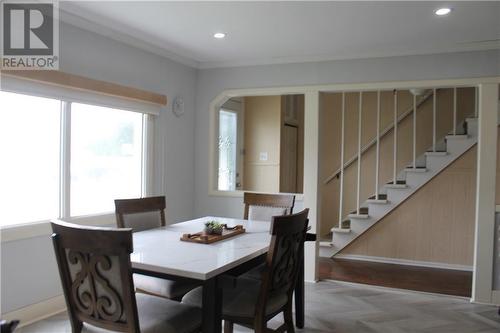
[0, 91, 61, 225]
[218, 109, 238, 191]
[0, 91, 149, 227]
[71, 103, 143, 216]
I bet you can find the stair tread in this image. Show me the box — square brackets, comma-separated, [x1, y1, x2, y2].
[446, 134, 468, 139]
[405, 167, 428, 173]
[332, 227, 351, 234]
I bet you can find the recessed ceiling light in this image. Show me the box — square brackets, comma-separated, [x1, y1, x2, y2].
[435, 7, 452, 16]
[213, 32, 226, 39]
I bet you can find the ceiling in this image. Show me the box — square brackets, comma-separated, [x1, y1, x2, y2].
[60, 1, 500, 69]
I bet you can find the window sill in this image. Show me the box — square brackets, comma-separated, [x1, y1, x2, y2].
[0, 212, 116, 243]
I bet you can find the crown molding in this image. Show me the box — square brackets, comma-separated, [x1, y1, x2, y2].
[59, 7, 200, 69]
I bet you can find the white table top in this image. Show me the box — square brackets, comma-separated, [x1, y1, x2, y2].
[131, 216, 271, 280]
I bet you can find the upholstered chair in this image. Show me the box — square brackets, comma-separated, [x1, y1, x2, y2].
[114, 196, 199, 300]
[182, 209, 309, 333]
[51, 220, 202, 333]
[243, 192, 295, 222]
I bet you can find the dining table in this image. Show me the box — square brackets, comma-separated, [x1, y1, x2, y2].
[130, 216, 312, 333]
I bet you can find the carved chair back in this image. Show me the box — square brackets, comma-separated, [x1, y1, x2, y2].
[115, 196, 166, 231]
[256, 209, 309, 320]
[243, 192, 295, 221]
[51, 220, 139, 333]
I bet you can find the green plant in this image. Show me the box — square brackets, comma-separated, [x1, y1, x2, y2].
[204, 221, 223, 229]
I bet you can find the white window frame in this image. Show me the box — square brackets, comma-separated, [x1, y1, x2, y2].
[0, 95, 154, 242]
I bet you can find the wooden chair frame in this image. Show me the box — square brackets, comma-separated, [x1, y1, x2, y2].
[51, 220, 140, 333]
[223, 209, 309, 333]
[243, 193, 296, 220]
[115, 196, 166, 229]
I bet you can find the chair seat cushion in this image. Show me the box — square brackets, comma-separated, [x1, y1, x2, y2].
[182, 277, 288, 319]
[83, 293, 202, 333]
[134, 274, 199, 300]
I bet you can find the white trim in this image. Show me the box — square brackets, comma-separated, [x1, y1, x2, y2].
[472, 83, 499, 304]
[303, 91, 320, 282]
[60, 101, 71, 219]
[208, 77, 500, 198]
[1, 295, 66, 328]
[0, 213, 116, 243]
[335, 254, 473, 271]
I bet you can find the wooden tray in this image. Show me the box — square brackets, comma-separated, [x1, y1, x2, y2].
[180, 225, 246, 244]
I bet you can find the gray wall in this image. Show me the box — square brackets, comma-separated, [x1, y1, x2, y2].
[193, 50, 500, 219]
[0, 21, 197, 314]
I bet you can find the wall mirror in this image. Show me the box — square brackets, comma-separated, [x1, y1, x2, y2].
[216, 94, 305, 194]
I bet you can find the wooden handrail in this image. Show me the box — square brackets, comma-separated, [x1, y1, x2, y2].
[323, 90, 433, 185]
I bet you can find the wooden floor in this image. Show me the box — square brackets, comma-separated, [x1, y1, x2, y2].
[19, 280, 500, 333]
[319, 257, 473, 297]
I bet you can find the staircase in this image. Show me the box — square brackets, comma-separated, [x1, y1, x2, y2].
[320, 87, 480, 258]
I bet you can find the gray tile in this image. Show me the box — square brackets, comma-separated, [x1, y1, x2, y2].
[19, 281, 500, 333]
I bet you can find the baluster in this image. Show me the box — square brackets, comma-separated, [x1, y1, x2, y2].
[356, 92, 362, 214]
[338, 92, 345, 228]
[375, 91, 381, 200]
[453, 87, 457, 135]
[433, 88, 437, 152]
[413, 93, 417, 168]
[393, 90, 398, 184]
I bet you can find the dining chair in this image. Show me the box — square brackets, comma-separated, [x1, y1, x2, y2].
[114, 196, 199, 301]
[182, 209, 309, 333]
[243, 192, 295, 221]
[50, 220, 202, 333]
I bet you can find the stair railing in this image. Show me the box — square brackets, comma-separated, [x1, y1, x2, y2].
[324, 89, 433, 186]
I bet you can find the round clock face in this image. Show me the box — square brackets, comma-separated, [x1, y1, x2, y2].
[173, 97, 185, 117]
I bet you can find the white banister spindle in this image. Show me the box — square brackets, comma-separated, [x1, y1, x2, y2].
[356, 92, 363, 214]
[393, 90, 398, 184]
[453, 87, 457, 135]
[375, 91, 381, 199]
[412, 93, 417, 168]
[338, 92, 346, 228]
[433, 88, 437, 152]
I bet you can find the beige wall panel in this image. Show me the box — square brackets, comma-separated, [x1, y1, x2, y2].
[243, 96, 281, 191]
[342, 147, 478, 265]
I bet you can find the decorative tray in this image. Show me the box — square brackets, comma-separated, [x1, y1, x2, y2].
[180, 224, 246, 244]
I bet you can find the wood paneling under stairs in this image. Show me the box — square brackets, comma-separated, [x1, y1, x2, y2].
[319, 257, 472, 297]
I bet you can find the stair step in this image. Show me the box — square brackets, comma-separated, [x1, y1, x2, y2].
[348, 213, 369, 219]
[446, 134, 468, 140]
[366, 198, 388, 204]
[350, 207, 368, 215]
[425, 151, 448, 156]
[404, 167, 428, 173]
[319, 241, 333, 247]
[331, 227, 351, 234]
[385, 180, 408, 189]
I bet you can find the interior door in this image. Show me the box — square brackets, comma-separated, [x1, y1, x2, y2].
[280, 124, 298, 193]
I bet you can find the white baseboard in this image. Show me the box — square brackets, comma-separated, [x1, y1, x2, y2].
[334, 254, 473, 271]
[1, 295, 66, 328]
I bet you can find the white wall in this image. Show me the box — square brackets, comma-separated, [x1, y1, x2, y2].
[193, 50, 500, 219]
[0, 21, 197, 314]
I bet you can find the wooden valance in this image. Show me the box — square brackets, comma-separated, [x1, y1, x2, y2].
[0, 70, 167, 106]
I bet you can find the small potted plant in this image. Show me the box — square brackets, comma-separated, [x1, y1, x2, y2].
[204, 221, 224, 235]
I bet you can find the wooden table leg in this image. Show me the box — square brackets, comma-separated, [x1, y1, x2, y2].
[202, 277, 222, 333]
[295, 250, 305, 328]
